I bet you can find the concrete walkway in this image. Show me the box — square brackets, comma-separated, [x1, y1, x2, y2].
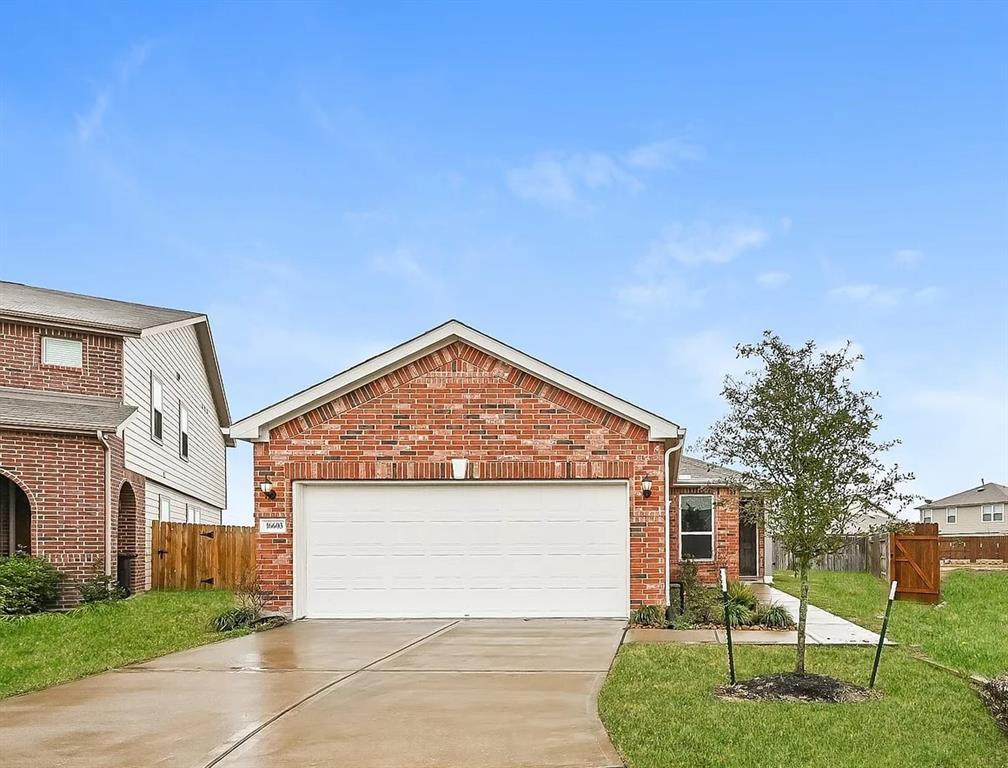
[0, 619, 625, 768]
[627, 584, 884, 646]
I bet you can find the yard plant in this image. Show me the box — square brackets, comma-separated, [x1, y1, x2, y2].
[0, 553, 62, 614]
[698, 332, 913, 673]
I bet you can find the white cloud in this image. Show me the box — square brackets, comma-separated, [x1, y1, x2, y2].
[652, 221, 769, 266]
[73, 40, 153, 144]
[507, 137, 700, 209]
[894, 248, 923, 267]
[617, 275, 707, 310]
[756, 270, 790, 288]
[829, 282, 940, 308]
[622, 138, 703, 169]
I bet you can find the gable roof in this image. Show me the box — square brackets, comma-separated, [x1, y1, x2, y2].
[0, 281, 231, 432]
[0, 386, 137, 434]
[918, 482, 1008, 510]
[229, 320, 684, 442]
[676, 455, 745, 486]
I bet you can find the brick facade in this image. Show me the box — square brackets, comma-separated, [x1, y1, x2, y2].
[0, 322, 123, 397]
[253, 340, 685, 616]
[0, 321, 147, 604]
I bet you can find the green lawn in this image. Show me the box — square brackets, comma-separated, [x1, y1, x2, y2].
[0, 590, 246, 698]
[773, 569, 1008, 678]
[599, 644, 1008, 768]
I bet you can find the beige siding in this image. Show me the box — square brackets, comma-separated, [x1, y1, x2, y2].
[925, 504, 1008, 536]
[123, 325, 226, 509]
[143, 479, 223, 589]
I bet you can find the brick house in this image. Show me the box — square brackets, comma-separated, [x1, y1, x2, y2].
[230, 320, 770, 619]
[0, 281, 231, 604]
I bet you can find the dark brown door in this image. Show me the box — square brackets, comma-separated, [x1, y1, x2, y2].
[739, 519, 757, 576]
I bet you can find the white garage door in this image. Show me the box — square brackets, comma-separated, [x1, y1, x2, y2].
[294, 481, 629, 619]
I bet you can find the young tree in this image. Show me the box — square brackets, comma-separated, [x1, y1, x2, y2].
[699, 332, 914, 673]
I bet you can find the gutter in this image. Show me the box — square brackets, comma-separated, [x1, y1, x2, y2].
[663, 437, 685, 606]
[97, 430, 112, 578]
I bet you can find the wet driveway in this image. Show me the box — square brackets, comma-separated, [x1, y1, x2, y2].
[0, 619, 625, 768]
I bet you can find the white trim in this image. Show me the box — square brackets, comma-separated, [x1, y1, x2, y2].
[41, 336, 83, 368]
[679, 493, 716, 562]
[178, 403, 189, 460]
[150, 373, 163, 442]
[7, 481, 14, 555]
[946, 506, 957, 524]
[291, 479, 631, 620]
[230, 320, 683, 442]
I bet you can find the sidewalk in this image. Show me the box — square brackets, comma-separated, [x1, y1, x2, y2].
[627, 583, 886, 646]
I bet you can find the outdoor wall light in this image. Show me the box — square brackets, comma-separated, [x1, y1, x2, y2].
[259, 480, 276, 500]
[641, 476, 653, 498]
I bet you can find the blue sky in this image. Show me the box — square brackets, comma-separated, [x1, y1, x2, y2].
[2, 2, 1006, 523]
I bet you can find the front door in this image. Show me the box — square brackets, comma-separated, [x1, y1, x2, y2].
[739, 518, 758, 577]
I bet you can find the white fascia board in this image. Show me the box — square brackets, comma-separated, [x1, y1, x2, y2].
[228, 320, 684, 442]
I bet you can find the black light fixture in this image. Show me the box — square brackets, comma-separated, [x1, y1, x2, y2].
[641, 476, 653, 498]
[259, 480, 276, 500]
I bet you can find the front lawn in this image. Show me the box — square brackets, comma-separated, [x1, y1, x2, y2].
[0, 590, 246, 698]
[599, 644, 1008, 768]
[773, 569, 1008, 677]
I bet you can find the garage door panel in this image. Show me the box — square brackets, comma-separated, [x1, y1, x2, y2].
[298, 482, 628, 618]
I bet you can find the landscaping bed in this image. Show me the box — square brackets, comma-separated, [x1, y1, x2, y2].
[0, 590, 250, 698]
[716, 672, 873, 703]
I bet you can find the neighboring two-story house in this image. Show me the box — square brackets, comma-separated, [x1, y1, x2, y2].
[0, 281, 231, 603]
[918, 481, 1008, 536]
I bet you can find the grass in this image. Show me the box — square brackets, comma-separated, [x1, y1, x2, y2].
[773, 569, 1008, 678]
[0, 590, 247, 698]
[599, 644, 1008, 768]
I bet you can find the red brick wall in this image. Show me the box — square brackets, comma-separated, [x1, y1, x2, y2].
[254, 341, 670, 615]
[0, 430, 147, 605]
[0, 322, 123, 397]
[668, 485, 741, 585]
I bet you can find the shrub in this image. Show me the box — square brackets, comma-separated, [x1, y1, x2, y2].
[630, 604, 666, 628]
[726, 580, 758, 610]
[79, 574, 129, 604]
[0, 554, 62, 614]
[211, 606, 259, 632]
[755, 601, 795, 629]
[684, 586, 722, 626]
[724, 600, 755, 628]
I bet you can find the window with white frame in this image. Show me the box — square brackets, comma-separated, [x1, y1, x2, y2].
[179, 404, 189, 460]
[946, 507, 957, 524]
[185, 504, 199, 524]
[41, 337, 82, 367]
[158, 495, 170, 522]
[922, 509, 932, 523]
[982, 503, 1004, 523]
[680, 494, 715, 560]
[150, 374, 163, 441]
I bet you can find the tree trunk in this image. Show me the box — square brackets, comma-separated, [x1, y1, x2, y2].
[795, 562, 810, 674]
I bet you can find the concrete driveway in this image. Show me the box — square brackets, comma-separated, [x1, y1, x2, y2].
[0, 619, 625, 768]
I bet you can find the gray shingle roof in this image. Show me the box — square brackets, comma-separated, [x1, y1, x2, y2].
[0, 387, 137, 433]
[0, 281, 202, 335]
[677, 455, 745, 485]
[918, 482, 1008, 510]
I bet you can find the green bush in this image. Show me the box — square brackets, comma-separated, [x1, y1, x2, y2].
[79, 574, 129, 604]
[210, 606, 259, 632]
[0, 554, 62, 614]
[684, 586, 722, 626]
[726, 580, 758, 610]
[723, 600, 755, 627]
[630, 604, 667, 628]
[754, 601, 795, 629]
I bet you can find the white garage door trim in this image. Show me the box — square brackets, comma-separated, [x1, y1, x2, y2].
[292, 480, 630, 620]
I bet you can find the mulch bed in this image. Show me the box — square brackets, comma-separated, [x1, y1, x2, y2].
[716, 673, 874, 703]
[979, 677, 1008, 734]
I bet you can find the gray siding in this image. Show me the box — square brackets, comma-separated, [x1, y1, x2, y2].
[123, 324, 227, 509]
[143, 479, 223, 589]
[923, 504, 1008, 536]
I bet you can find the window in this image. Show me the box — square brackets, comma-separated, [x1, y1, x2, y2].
[185, 504, 199, 524]
[158, 495, 170, 522]
[179, 404, 189, 460]
[922, 510, 932, 523]
[946, 507, 957, 524]
[680, 494, 715, 561]
[41, 337, 82, 367]
[982, 504, 1004, 523]
[150, 374, 163, 441]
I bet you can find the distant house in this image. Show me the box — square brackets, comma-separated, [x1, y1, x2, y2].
[0, 281, 231, 604]
[917, 481, 1008, 536]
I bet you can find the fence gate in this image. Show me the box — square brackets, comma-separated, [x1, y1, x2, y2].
[889, 523, 940, 603]
[151, 521, 256, 590]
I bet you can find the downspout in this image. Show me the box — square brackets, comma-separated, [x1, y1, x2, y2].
[663, 435, 685, 606]
[97, 430, 112, 578]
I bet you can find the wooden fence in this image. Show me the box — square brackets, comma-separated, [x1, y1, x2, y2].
[773, 533, 889, 580]
[151, 521, 256, 590]
[939, 535, 1008, 563]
